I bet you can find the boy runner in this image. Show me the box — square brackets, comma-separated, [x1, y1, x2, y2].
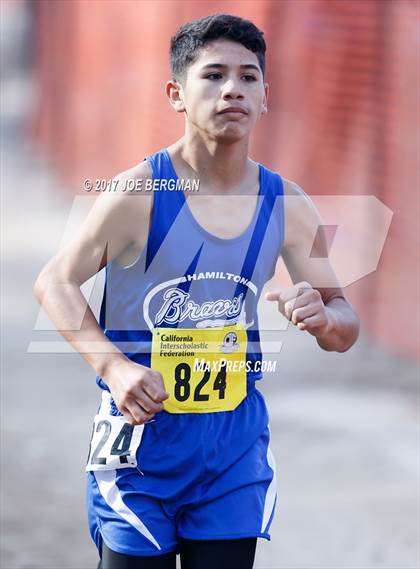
[35, 13, 360, 569]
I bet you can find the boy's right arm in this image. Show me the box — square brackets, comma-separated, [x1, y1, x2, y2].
[34, 162, 169, 425]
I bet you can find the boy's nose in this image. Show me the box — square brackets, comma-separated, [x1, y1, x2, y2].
[221, 79, 244, 99]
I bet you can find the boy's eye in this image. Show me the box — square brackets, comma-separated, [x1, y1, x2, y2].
[205, 73, 222, 80]
[203, 73, 258, 82]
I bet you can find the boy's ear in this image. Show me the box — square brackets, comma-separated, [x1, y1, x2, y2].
[166, 79, 185, 113]
[262, 82, 269, 114]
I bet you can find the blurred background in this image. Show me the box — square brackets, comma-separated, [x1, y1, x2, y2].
[1, 0, 419, 568]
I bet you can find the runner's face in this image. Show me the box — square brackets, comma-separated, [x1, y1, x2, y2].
[180, 40, 267, 142]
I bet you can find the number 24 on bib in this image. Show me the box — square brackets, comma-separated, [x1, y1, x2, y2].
[86, 414, 144, 472]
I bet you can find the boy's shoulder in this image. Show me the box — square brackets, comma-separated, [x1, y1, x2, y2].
[282, 177, 306, 197]
[278, 176, 325, 250]
[113, 157, 153, 187]
[88, 159, 154, 248]
[257, 160, 306, 198]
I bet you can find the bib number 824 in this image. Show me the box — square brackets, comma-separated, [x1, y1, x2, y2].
[174, 363, 227, 402]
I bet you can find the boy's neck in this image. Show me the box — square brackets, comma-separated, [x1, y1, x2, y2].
[169, 135, 255, 194]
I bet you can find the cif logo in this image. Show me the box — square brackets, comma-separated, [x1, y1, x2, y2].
[220, 331, 240, 354]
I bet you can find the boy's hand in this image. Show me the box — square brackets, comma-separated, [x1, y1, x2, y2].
[265, 281, 331, 338]
[103, 358, 169, 425]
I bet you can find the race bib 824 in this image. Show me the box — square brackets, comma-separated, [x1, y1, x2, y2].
[151, 324, 247, 413]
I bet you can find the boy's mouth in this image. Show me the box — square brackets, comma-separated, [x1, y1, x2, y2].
[217, 106, 248, 115]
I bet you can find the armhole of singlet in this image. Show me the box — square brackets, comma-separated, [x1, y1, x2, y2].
[108, 156, 160, 272]
[261, 169, 285, 281]
[275, 172, 285, 259]
[143, 154, 161, 269]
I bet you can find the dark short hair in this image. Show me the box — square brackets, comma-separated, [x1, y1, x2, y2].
[170, 13, 266, 81]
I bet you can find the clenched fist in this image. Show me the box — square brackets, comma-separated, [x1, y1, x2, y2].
[265, 281, 331, 338]
[102, 357, 169, 425]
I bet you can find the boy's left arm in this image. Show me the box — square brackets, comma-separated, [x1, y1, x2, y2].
[266, 180, 360, 353]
